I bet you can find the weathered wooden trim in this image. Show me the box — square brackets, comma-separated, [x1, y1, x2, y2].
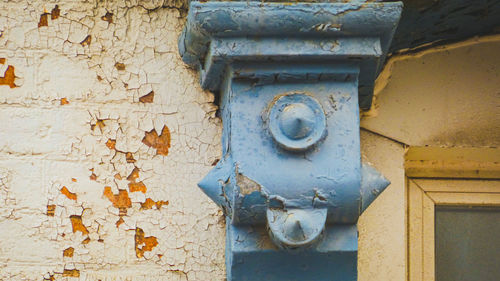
[421, 194, 435, 281]
[405, 147, 500, 179]
[407, 180, 424, 281]
[413, 178, 500, 193]
[426, 192, 500, 205]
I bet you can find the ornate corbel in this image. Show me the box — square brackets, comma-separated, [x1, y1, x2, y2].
[179, 1, 402, 280]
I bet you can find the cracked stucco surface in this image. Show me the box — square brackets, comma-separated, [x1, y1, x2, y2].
[0, 1, 224, 280]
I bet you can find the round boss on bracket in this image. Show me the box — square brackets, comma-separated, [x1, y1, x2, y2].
[268, 93, 326, 151]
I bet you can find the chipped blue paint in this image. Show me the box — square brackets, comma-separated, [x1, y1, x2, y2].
[179, 1, 402, 280]
[179, 1, 403, 109]
[268, 93, 327, 151]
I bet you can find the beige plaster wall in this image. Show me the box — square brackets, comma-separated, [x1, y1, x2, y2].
[362, 35, 500, 147]
[359, 130, 406, 281]
[0, 1, 497, 280]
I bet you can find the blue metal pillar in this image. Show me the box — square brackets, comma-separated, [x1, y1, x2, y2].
[179, 2, 402, 280]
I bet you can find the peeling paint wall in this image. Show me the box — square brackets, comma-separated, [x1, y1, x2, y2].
[0, 1, 224, 280]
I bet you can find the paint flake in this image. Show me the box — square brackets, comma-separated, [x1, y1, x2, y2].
[60, 186, 77, 201]
[125, 152, 136, 163]
[46, 205, 56, 216]
[140, 198, 169, 210]
[63, 247, 74, 257]
[0, 65, 16, 88]
[115, 62, 126, 71]
[103, 186, 132, 210]
[50, 5, 60, 20]
[101, 12, 113, 24]
[126, 167, 147, 193]
[80, 35, 92, 46]
[62, 269, 80, 277]
[139, 91, 154, 103]
[106, 139, 116, 150]
[70, 215, 89, 235]
[38, 13, 49, 27]
[135, 227, 158, 258]
[142, 126, 171, 156]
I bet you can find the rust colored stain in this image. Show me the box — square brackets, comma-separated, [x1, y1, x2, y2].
[80, 35, 91, 46]
[91, 119, 106, 131]
[103, 186, 132, 216]
[142, 126, 171, 156]
[125, 152, 136, 163]
[71, 178, 77, 182]
[81, 237, 90, 244]
[46, 205, 56, 216]
[140, 198, 169, 210]
[60, 98, 69, 105]
[101, 12, 113, 24]
[129, 181, 146, 193]
[89, 169, 97, 181]
[140, 198, 156, 210]
[135, 228, 158, 258]
[0, 58, 5, 64]
[127, 167, 147, 193]
[114, 173, 122, 180]
[63, 247, 74, 257]
[60, 186, 77, 201]
[115, 217, 124, 228]
[115, 62, 126, 71]
[51, 5, 60, 20]
[139, 91, 154, 103]
[0, 64, 16, 88]
[62, 269, 80, 277]
[106, 139, 116, 150]
[38, 13, 49, 27]
[70, 215, 89, 235]
[127, 167, 140, 182]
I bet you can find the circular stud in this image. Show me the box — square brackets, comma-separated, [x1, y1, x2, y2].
[266, 208, 327, 249]
[268, 93, 326, 151]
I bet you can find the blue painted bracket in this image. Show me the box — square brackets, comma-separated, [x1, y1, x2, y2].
[179, 2, 402, 280]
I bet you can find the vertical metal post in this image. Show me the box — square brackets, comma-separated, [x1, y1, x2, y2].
[179, 2, 402, 280]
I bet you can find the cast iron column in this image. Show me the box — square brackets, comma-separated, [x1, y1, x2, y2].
[179, 1, 402, 280]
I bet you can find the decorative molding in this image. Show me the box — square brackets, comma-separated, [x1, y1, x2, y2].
[179, 1, 403, 109]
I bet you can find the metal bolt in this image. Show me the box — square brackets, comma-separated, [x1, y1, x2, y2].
[268, 93, 326, 151]
[283, 217, 306, 242]
[279, 103, 315, 140]
[267, 208, 327, 249]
